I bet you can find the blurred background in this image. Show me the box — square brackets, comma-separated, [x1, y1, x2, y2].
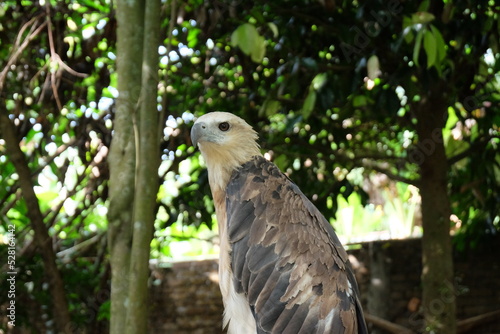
[0, 0, 499, 333]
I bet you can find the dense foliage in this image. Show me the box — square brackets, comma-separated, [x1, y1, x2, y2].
[0, 0, 498, 332]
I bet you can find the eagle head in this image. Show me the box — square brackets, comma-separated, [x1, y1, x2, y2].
[191, 112, 262, 191]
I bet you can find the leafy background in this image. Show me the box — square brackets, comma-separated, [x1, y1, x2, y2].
[0, 0, 499, 331]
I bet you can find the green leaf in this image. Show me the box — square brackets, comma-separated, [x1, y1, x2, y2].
[259, 99, 280, 117]
[403, 26, 414, 44]
[37, 190, 59, 212]
[187, 28, 201, 48]
[57, 118, 69, 135]
[311, 72, 328, 90]
[251, 35, 266, 63]
[411, 12, 435, 24]
[445, 107, 459, 131]
[423, 29, 437, 68]
[231, 23, 257, 55]
[268, 22, 279, 38]
[273, 154, 289, 171]
[430, 25, 446, 63]
[413, 29, 424, 67]
[231, 23, 266, 62]
[402, 16, 413, 30]
[417, 0, 430, 12]
[353, 95, 367, 108]
[443, 107, 458, 146]
[98, 300, 111, 321]
[302, 89, 316, 119]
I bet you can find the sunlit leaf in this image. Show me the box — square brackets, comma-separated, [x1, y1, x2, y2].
[259, 99, 280, 117]
[423, 29, 437, 68]
[411, 11, 435, 24]
[35, 190, 59, 212]
[251, 35, 266, 63]
[231, 23, 258, 55]
[268, 22, 279, 38]
[231, 23, 266, 63]
[367, 55, 381, 79]
[311, 73, 328, 90]
[302, 90, 316, 119]
[430, 25, 446, 63]
[413, 29, 424, 66]
[187, 28, 201, 48]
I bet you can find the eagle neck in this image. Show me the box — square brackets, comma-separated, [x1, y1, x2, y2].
[200, 144, 261, 196]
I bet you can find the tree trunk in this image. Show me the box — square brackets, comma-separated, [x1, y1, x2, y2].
[0, 112, 72, 334]
[414, 90, 456, 333]
[107, 0, 144, 333]
[125, 0, 161, 333]
[108, 0, 161, 333]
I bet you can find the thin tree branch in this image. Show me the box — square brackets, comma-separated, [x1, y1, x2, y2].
[457, 309, 500, 333]
[45, 4, 63, 111]
[0, 16, 47, 93]
[0, 187, 21, 216]
[365, 313, 415, 334]
[448, 135, 498, 165]
[57, 232, 105, 264]
[271, 142, 418, 185]
[362, 160, 420, 186]
[37, 138, 77, 172]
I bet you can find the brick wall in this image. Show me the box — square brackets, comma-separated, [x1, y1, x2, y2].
[149, 236, 500, 334]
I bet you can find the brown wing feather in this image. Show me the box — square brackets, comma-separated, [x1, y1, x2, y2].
[226, 156, 368, 334]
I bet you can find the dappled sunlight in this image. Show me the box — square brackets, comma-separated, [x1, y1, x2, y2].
[1, 0, 498, 332]
[332, 172, 422, 244]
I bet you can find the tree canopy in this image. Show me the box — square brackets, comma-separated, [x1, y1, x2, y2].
[0, 0, 498, 332]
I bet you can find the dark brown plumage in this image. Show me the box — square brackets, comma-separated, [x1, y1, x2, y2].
[191, 112, 367, 334]
[226, 156, 367, 334]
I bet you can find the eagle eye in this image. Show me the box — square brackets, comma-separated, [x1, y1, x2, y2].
[218, 122, 230, 132]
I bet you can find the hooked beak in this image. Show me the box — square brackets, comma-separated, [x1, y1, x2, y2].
[190, 122, 206, 148]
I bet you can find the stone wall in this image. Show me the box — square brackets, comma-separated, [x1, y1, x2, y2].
[149, 260, 224, 334]
[149, 236, 500, 333]
[351, 237, 500, 333]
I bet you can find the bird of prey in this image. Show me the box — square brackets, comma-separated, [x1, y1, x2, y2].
[190, 112, 368, 334]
